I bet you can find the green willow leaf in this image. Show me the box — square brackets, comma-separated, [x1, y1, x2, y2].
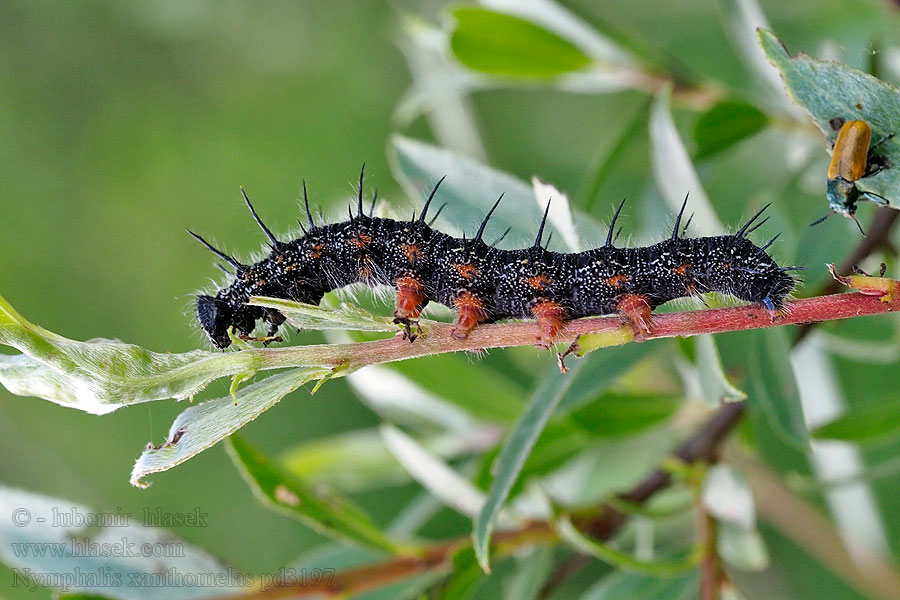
[473, 360, 583, 572]
[0, 292, 249, 414]
[281, 427, 498, 492]
[565, 392, 681, 436]
[760, 29, 900, 205]
[390, 135, 604, 250]
[387, 354, 526, 424]
[811, 398, 900, 443]
[693, 100, 768, 160]
[744, 328, 809, 449]
[505, 546, 554, 600]
[580, 570, 698, 600]
[649, 85, 723, 236]
[557, 516, 700, 576]
[435, 546, 486, 600]
[694, 334, 747, 405]
[130, 368, 328, 488]
[226, 434, 407, 555]
[450, 8, 592, 78]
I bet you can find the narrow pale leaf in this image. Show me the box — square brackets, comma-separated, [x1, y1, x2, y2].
[381, 424, 504, 522]
[390, 136, 604, 248]
[387, 355, 526, 424]
[695, 335, 747, 405]
[226, 434, 405, 555]
[580, 570, 698, 600]
[345, 365, 478, 431]
[811, 398, 900, 443]
[718, 0, 800, 114]
[558, 517, 700, 575]
[473, 361, 583, 572]
[650, 86, 723, 236]
[701, 464, 756, 529]
[541, 425, 677, 507]
[130, 368, 327, 487]
[718, 521, 770, 571]
[744, 328, 809, 449]
[504, 546, 554, 600]
[281, 426, 500, 492]
[531, 177, 579, 251]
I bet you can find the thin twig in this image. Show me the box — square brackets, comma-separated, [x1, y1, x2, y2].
[698, 505, 722, 600]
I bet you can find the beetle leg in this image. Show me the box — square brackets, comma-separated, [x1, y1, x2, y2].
[861, 191, 890, 206]
[869, 132, 895, 152]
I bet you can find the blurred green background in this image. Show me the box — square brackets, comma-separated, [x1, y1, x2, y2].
[3, 1, 900, 599]
[0, 2, 420, 596]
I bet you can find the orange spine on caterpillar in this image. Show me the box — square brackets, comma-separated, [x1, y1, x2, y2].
[190, 168, 800, 350]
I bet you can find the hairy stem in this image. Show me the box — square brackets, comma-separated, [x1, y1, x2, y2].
[251, 288, 900, 379]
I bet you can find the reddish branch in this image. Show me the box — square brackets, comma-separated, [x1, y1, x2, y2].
[261, 285, 900, 377]
[224, 403, 745, 600]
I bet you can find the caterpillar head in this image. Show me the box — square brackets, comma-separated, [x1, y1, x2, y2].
[196, 294, 234, 349]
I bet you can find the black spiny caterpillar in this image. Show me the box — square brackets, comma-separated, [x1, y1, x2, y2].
[190, 170, 798, 349]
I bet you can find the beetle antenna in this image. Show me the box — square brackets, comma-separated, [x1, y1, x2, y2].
[809, 213, 830, 227]
[870, 132, 895, 151]
[850, 213, 866, 237]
